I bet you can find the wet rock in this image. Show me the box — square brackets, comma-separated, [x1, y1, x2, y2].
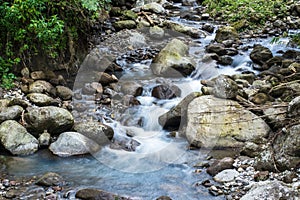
[159, 92, 201, 130]
[110, 138, 141, 152]
[49, 132, 99, 157]
[24, 106, 74, 136]
[215, 26, 239, 43]
[151, 38, 195, 77]
[214, 169, 239, 183]
[120, 81, 143, 96]
[97, 72, 118, 86]
[240, 180, 299, 200]
[27, 93, 56, 106]
[218, 55, 233, 65]
[122, 95, 141, 106]
[142, 2, 165, 14]
[0, 105, 23, 123]
[202, 23, 214, 33]
[38, 130, 51, 147]
[56, 86, 73, 100]
[152, 84, 181, 99]
[282, 49, 300, 60]
[211, 75, 239, 99]
[28, 80, 54, 94]
[113, 20, 137, 31]
[288, 96, 300, 117]
[149, 26, 165, 39]
[156, 196, 172, 200]
[0, 120, 38, 155]
[250, 45, 273, 67]
[164, 20, 206, 38]
[185, 95, 270, 149]
[206, 43, 227, 56]
[36, 172, 64, 186]
[207, 157, 234, 176]
[73, 121, 114, 145]
[76, 188, 132, 200]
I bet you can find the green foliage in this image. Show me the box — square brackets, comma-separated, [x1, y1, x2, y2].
[202, 0, 287, 30]
[0, 0, 111, 88]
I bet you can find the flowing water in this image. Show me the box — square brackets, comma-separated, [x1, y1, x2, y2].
[3, 4, 299, 200]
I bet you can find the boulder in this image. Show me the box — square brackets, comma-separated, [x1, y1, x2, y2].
[0, 105, 23, 123]
[149, 26, 165, 39]
[240, 180, 299, 200]
[0, 120, 38, 155]
[113, 20, 137, 31]
[76, 188, 131, 200]
[49, 132, 99, 157]
[36, 172, 64, 186]
[288, 96, 300, 117]
[120, 81, 143, 96]
[206, 43, 227, 56]
[207, 157, 234, 176]
[164, 20, 206, 38]
[215, 26, 239, 43]
[151, 84, 181, 99]
[56, 86, 73, 100]
[27, 93, 55, 106]
[159, 92, 201, 130]
[185, 95, 271, 148]
[211, 75, 239, 99]
[213, 169, 239, 183]
[250, 44, 273, 66]
[142, 2, 165, 14]
[28, 80, 54, 94]
[38, 130, 51, 147]
[151, 38, 195, 77]
[24, 106, 74, 136]
[73, 121, 114, 145]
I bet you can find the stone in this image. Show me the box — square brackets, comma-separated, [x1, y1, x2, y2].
[49, 132, 99, 157]
[185, 95, 270, 148]
[36, 172, 64, 186]
[202, 23, 214, 33]
[240, 142, 261, 158]
[38, 130, 51, 147]
[120, 81, 143, 96]
[215, 26, 239, 43]
[151, 84, 181, 99]
[56, 86, 73, 100]
[207, 157, 234, 176]
[249, 92, 270, 104]
[288, 96, 300, 117]
[97, 72, 118, 85]
[254, 171, 269, 181]
[27, 93, 55, 106]
[24, 106, 74, 136]
[250, 44, 273, 66]
[75, 188, 131, 200]
[30, 71, 46, 80]
[110, 138, 141, 152]
[263, 105, 287, 128]
[214, 169, 239, 183]
[211, 75, 239, 99]
[28, 80, 54, 94]
[218, 55, 233, 65]
[73, 121, 114, 145]
[151, 38, 195, 77]
[113, 20, 137, 31]
[159, 92, 201, 130]
[0, 105, 23, 123]
[142, 2, 165, 14]
[163, 20, 206, 38]
[0, 120, 38, 155]
[156, 196, 172, 200]
[206, 43, 227, 56]
[149, 26, 165, 39]
[240, 180, 299, 200]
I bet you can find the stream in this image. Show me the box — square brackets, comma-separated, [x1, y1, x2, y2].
[2, 3, 299, 200]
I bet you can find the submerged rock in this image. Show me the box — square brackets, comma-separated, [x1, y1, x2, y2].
[36, 172, 64, 186]
[151, 38, 195, 77]
[184, 95, 270, 149]
[0, 120, 38, 155]
[76, 188, 132, 200]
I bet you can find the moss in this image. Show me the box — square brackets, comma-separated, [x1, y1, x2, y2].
[123, 10, 138, 20]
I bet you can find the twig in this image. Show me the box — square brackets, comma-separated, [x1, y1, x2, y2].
[140, 11, 154, 26]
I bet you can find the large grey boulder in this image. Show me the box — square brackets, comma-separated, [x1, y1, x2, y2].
[24, 106, 74, 136]
[49, 132, 99, 157]
[28, 80, 54, 94]
[0, 105, 23, 123]
[0, 120, 38, 155]
[151, 38, 195, 77]
[184, 95, 271, 148]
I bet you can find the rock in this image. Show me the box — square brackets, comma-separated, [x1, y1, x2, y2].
[269, 81, 300, 101]
[28, 80, 54, 94]
[240, 142, 261, 158]
[253, 145, 276, 171]
[149, 26, 165, 39]
[207, 157, 234, 176]
[249, 92, 270, 104]
[27, 93, 55, 106]
[97, 72, 118, 85]
[288, 96, 300, 117]
[120, 81, 143, 96]
[0, 99, 11, 108]
[30, 71, 46, 80]
[151, 38, 195, 77]
[215, 26, 239, 43]
[142, 2, 165, 14]
[254, 171, 269, 181]
[240, 180, 299, 200]
[73, 121, 114, 145]
[76, 188, 131, 200]
[211, 75, 239, 99]
[113, 20, 137, 31]
[218, 55, 233, 65]
[56, 86, 73, 100]
[0, 120, 38, 155]
[282, 50, 300, 60]
[206, 43, 227, 56]
[36, 172, 64, 186]
[0, 105, 23, 123]
[182, 0, 198, 6]
[202, 23, 214, 33]
[185, 95, 270, 148]
[151, 84, 181, 99]
[250, 44, 273, 66]
[156, 196, 172, 200]
[24, 106, 74, 136]
[214, 169, 239, 183]
[263, 105, 287, 128]
[38, 130, 51, 147]
[159, 92, 201, 130]
[163, 20, 206, 38]
[49, 132, 99, 157]
[110, 138, 140, 152]
[122, 95, 141, 106]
